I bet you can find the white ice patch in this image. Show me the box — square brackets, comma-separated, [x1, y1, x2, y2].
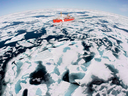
[51, 81, 70, 96]
[28, 84, 47, 96]
[18, 40, 34, 47]
[76, 59, 113, 85]
[32, 50, 53, 61]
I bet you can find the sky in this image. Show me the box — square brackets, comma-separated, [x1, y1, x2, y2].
[0, 0, 128, 17]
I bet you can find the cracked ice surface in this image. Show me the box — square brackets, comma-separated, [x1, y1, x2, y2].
[0, 8, 128, 96]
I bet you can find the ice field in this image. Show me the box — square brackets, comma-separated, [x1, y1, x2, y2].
[0, 8, 128, 96]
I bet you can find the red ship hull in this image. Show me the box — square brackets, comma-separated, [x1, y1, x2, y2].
[53, 18, 74, 23]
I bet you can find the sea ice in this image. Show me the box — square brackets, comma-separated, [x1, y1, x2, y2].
[1, 8, 128, 96]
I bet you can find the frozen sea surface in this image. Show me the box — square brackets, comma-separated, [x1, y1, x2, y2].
[0, 8, 128, 96]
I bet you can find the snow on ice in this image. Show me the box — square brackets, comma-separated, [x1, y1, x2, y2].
[0, 8, 128, 96]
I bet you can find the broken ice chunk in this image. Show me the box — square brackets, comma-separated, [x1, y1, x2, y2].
[5, 33, 26, 44]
